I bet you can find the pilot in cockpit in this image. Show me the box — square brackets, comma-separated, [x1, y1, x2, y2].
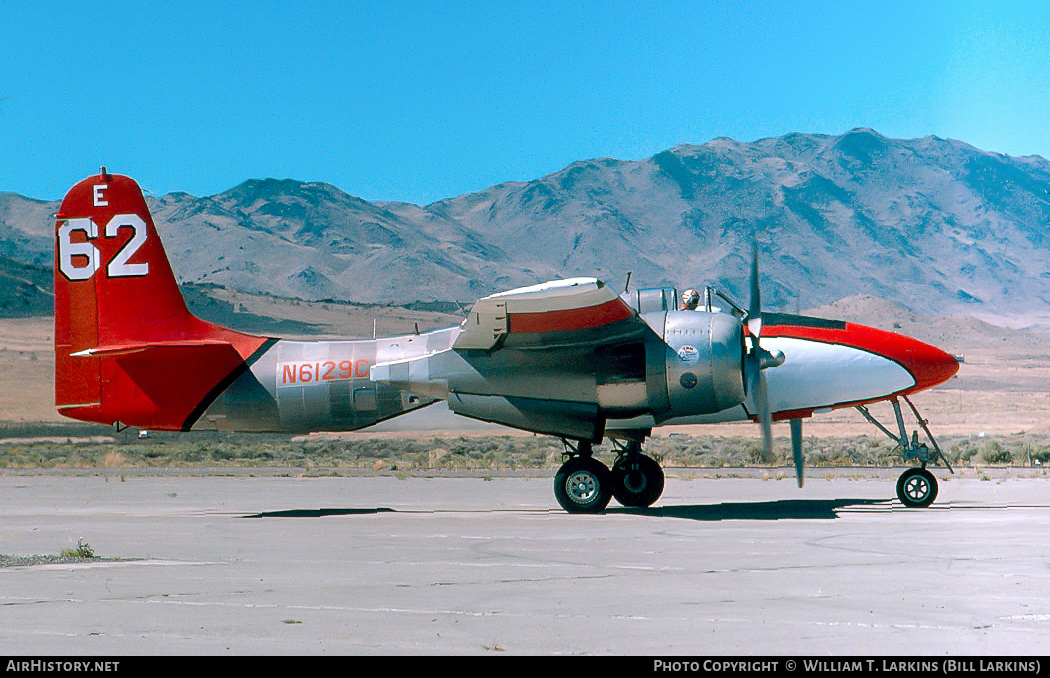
[680, 288, 700, 311]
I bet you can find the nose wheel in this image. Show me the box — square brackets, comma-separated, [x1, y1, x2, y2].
[896, 467, 938, 508]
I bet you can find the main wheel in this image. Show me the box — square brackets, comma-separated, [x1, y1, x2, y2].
[896, 467, 938, 508]
[554, 457, 612, 513]
[611, 454, 664, 508]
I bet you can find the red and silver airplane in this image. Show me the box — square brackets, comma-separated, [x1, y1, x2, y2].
[54, 170, 960, 512]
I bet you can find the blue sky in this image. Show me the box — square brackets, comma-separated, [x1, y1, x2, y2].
[3, 1, 1049, 203]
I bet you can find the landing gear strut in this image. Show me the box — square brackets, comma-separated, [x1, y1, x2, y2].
[553, 438, 665, 513]
[855, 395, 953, 508]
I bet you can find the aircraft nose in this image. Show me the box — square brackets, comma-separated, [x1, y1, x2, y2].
[886, 335, 960, 392]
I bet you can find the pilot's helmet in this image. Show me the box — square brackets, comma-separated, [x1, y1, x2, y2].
[682, 288, 700, 308]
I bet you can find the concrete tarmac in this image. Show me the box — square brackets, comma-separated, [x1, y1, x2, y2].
[1, 471, 1049, 655]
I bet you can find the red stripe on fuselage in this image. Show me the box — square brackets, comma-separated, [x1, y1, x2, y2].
[508, 298, 635, 333]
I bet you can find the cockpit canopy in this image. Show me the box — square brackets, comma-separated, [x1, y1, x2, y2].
[620, 287, 678, 314]
[620, 286, 745, 317]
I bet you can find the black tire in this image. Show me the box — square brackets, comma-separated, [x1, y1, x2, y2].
[554, 457, 612, 513]
[611, 455, 665, 508]
[896, 467, 938, 508]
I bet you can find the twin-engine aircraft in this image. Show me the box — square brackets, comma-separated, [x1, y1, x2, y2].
[54, 171, 960, 512]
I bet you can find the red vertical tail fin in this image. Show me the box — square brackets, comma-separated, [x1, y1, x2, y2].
[54, 170, 270, 429]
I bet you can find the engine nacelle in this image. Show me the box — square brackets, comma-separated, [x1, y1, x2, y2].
[646, 310, 745, 422]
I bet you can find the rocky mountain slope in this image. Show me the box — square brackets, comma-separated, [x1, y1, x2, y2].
[4, 129, 1050, 324]
[0, 255, 51, 317]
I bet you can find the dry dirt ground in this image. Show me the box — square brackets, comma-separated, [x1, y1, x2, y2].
[5, 296, 1050, 439]
[0, 317, 55, 423]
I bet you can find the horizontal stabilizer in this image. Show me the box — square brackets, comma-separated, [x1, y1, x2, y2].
[71, 339, 234, 358]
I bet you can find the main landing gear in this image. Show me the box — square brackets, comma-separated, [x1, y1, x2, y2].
[553, 439, 665, 513]
[855, 395, 953, 508]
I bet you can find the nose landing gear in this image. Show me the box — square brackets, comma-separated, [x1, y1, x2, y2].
[855, 395, 953, 508]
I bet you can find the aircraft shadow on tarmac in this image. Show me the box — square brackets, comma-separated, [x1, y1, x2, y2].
[241, 499, 890, 521]
[610, 498, 890, 521]
[243, 508, 398, 518]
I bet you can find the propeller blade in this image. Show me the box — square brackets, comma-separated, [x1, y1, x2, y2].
[751, 367, 773, 462]
[748, 240, 762, 338]
[744, 239, 779, 464]
[790, 418, 804, 488]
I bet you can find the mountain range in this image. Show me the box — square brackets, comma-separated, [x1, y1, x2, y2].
[3, 128, 1050, 325]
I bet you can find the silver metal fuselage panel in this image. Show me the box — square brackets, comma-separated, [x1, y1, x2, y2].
[193, 328, 458, 432]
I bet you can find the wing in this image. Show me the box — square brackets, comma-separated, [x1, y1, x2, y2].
[370, 277, 655, 440]
[453, 277, 650, 350]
